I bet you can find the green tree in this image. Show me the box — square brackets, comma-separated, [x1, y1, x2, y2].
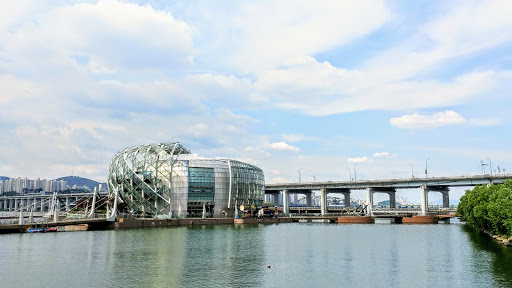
[458, 180, 512, 236]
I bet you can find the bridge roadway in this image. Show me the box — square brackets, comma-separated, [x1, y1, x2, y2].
[264, 174, 512, 216]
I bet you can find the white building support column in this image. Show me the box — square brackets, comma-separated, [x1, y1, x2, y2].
[420, 185, 428, 216]
[283, 190, 289, 215]
[320, 188, 327, 215]
[14, 199, 19, 211]
[18, 204, 24, 225]
[56, 197, 61, 213]
[40, 197, 44, 212]
[65, 197, 71, 211]
[442, 190, 450, 208]
[365, 188, 374, 216]
[10, 199, 15, 211]
[366, 188, 374, 207]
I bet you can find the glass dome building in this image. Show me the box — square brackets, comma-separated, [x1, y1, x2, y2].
[107, 142, 265, 218]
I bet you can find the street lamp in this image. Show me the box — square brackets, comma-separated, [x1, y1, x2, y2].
[346, 167, 352, 181]
[425, 158, 430, 178]
[354, 164, 357, 181]
[487, 158, 492, 176]
[409, 163, 414, 178]
[297, 168, 303, 183]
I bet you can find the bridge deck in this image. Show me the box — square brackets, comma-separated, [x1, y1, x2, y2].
[265, 174, 512, 191]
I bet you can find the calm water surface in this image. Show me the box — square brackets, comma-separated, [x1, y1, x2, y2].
[1, 220, 512, 288]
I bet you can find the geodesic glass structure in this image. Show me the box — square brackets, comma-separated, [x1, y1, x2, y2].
[107, 142, 265, 218]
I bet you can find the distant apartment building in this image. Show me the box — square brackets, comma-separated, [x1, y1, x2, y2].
[397, 197, 408, 205]
[0, 177, 67, 195]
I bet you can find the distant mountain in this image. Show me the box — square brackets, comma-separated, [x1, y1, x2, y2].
[377, 200, 391, 206]
[54, 176, 107, 190]
[0, 176, 9, 181]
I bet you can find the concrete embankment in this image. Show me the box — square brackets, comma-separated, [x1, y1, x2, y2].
[480, 229, 512, 247]
[65, 217, 293, 231]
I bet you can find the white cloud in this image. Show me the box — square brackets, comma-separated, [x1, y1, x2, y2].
[281, 133, 316, 143]
[0, 75, 34, 105]
[257, 59, 499, 116]
[266, 141, 300, 152]
[347, 157, 371, 163]
[194, 1, 390, 73]
[4, 0, 195, 71]
[468, 118, 502, 127]
[363, 1, 512, 81]
[270, 177, 292, 184]
[373, 152, 390, 158]
[390, 111, 466, 130]
[1, 1, 511, 187]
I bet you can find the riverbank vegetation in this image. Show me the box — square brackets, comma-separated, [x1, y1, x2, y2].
[457, 180, 512, 237]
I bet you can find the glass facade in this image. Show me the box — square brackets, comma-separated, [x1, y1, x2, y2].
[188, 167, 215, 201]
[108, 142, 265, 218]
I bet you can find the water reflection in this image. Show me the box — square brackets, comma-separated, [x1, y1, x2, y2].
[178, 225, 265, 287]
[2, 222, 512, 287]
[462, 224, 512, 287]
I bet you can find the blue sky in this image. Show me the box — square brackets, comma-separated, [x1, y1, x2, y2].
[1, 0, 511, 202]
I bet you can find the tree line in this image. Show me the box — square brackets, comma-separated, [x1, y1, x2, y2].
[457, 180, 512, 237]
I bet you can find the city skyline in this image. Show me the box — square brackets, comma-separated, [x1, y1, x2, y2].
[1, 1, 511, 204]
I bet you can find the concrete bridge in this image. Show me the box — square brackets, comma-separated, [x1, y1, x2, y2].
[265, 174, 512, 216]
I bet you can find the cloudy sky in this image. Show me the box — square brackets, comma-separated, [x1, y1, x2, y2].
[1, 0, 511, 201]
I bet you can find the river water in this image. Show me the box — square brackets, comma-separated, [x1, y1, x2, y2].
[1, 220, 511, 288]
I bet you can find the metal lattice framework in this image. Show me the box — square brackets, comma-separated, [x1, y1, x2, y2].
[108, 142, 190, 217]
[107, 142, 265, 218]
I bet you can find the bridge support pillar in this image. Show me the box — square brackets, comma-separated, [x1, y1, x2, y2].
[388, 191, 396, 208]
[420, 185, 427, 216]
[40, 197, 45, 212]
[14, 199, 19, 211]
[366, 188, 374, 207]
[441, 190, 450, 208]
[342, 192, 350, 208]
[56, 197, 61, 213]
[320, 188, 327, 215]
[66, 197, 71, 211]
[305, 191, 312, 207]
[283, 190, 289, 215]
